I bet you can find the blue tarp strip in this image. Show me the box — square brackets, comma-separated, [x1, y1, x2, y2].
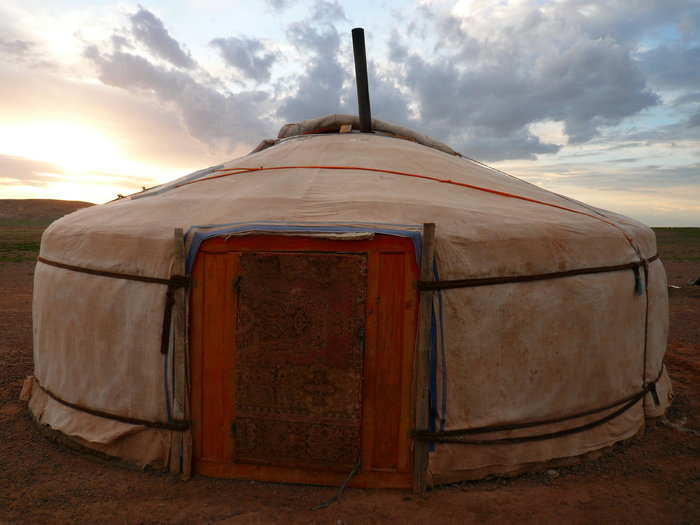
[185, 223, 422, 273]
[434, 262, 447, 432]
[428, 298, 438, 452]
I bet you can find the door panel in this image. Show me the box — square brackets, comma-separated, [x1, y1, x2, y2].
[371, 252, 406, 470]
[233, 252, 367, 470]
[199, 252, 237, 462]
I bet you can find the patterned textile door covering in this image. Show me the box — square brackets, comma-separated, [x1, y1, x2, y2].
[232, 252, 367, 471]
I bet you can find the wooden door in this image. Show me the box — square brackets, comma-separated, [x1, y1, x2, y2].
[190, 235, 418, 488]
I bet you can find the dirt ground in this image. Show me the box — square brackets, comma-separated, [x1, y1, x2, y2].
[1, 229, 699, 524]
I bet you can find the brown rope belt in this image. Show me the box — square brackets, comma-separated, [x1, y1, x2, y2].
[37, 256, 188, 287]
[36, 257, 189, 355]
[418, 254, 659, 291]
[413, 366, 664, 445]
[37, 382, 190, 431]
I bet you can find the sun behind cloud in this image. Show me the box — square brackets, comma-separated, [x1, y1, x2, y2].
[0, 121, 121, 175]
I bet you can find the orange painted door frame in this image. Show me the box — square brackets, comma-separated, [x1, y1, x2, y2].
[189, 234, 419, 488]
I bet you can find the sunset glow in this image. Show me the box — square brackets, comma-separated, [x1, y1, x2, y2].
[0, 121, 121, 174]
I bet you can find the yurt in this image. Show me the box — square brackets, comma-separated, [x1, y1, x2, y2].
[28, 31, 671, 490]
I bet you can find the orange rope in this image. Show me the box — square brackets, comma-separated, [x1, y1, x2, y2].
[175, 165, 636, 244]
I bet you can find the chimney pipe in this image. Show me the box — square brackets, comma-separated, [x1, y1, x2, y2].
[351, 28, 372, 133]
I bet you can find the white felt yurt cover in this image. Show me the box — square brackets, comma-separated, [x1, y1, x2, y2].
[30, 115, 671, 483]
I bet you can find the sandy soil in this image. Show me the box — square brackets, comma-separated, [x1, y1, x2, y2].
[1, 248, 698, 524]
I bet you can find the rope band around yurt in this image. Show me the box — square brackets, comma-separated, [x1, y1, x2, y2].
[37, 256, 189, 287]
[36, 382, 190, 431]
[36, 257, 189, 357]
[417, 254, 659, 291]
[413, 365, 664, 445]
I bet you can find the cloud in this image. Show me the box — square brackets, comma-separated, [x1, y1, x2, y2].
[276, 1, 413, 127]
[605, 142, 646, 152]
[623, 118, 700, 144]
[79, 8, 278, 152]
[0, 152, 144, 194]
[77, 0, 687, 164]
[210, 36, 278, 83]
[0, 155, 63, 186]
[0, 35, 56, 70]
[84, 44, 274, 151]
[673, 92, 700, 106]
[0, 38, 32, 55]
[359, 62, 414, 126]
[544, 0, 699, 44]
[688, 110, 700, 128]
[550, 162, 700, 192]
[129, 6, 196, 69]
[266, 0, 295, 10]
[461, 130, 561, 161]
[0, 64, 224, 172]
[311, 0, 348, 23]
[276, 12, 348, 121]
[385, 5, 659, 159]
[639, 44, 700, 91]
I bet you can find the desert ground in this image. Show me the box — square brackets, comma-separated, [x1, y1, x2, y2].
[0, 201, 698, 524]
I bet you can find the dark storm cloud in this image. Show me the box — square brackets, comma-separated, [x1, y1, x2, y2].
[84, 45, 273, 150]
[129, 7, 196, 69]
[210, 36, 278, 83]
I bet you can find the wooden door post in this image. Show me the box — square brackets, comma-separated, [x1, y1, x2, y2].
[413, 223, 435, 493]
[170, 227, 192, 478]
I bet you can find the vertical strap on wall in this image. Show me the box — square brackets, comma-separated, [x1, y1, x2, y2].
[413, 223, 436, 493]
[168, 227, 192, 477]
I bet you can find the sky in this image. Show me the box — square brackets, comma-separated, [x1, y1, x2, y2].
[0, 0, 698, 226]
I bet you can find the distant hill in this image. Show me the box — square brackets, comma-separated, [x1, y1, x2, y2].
[0, 199, 94, 224]
[0, 199, 95, 262]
